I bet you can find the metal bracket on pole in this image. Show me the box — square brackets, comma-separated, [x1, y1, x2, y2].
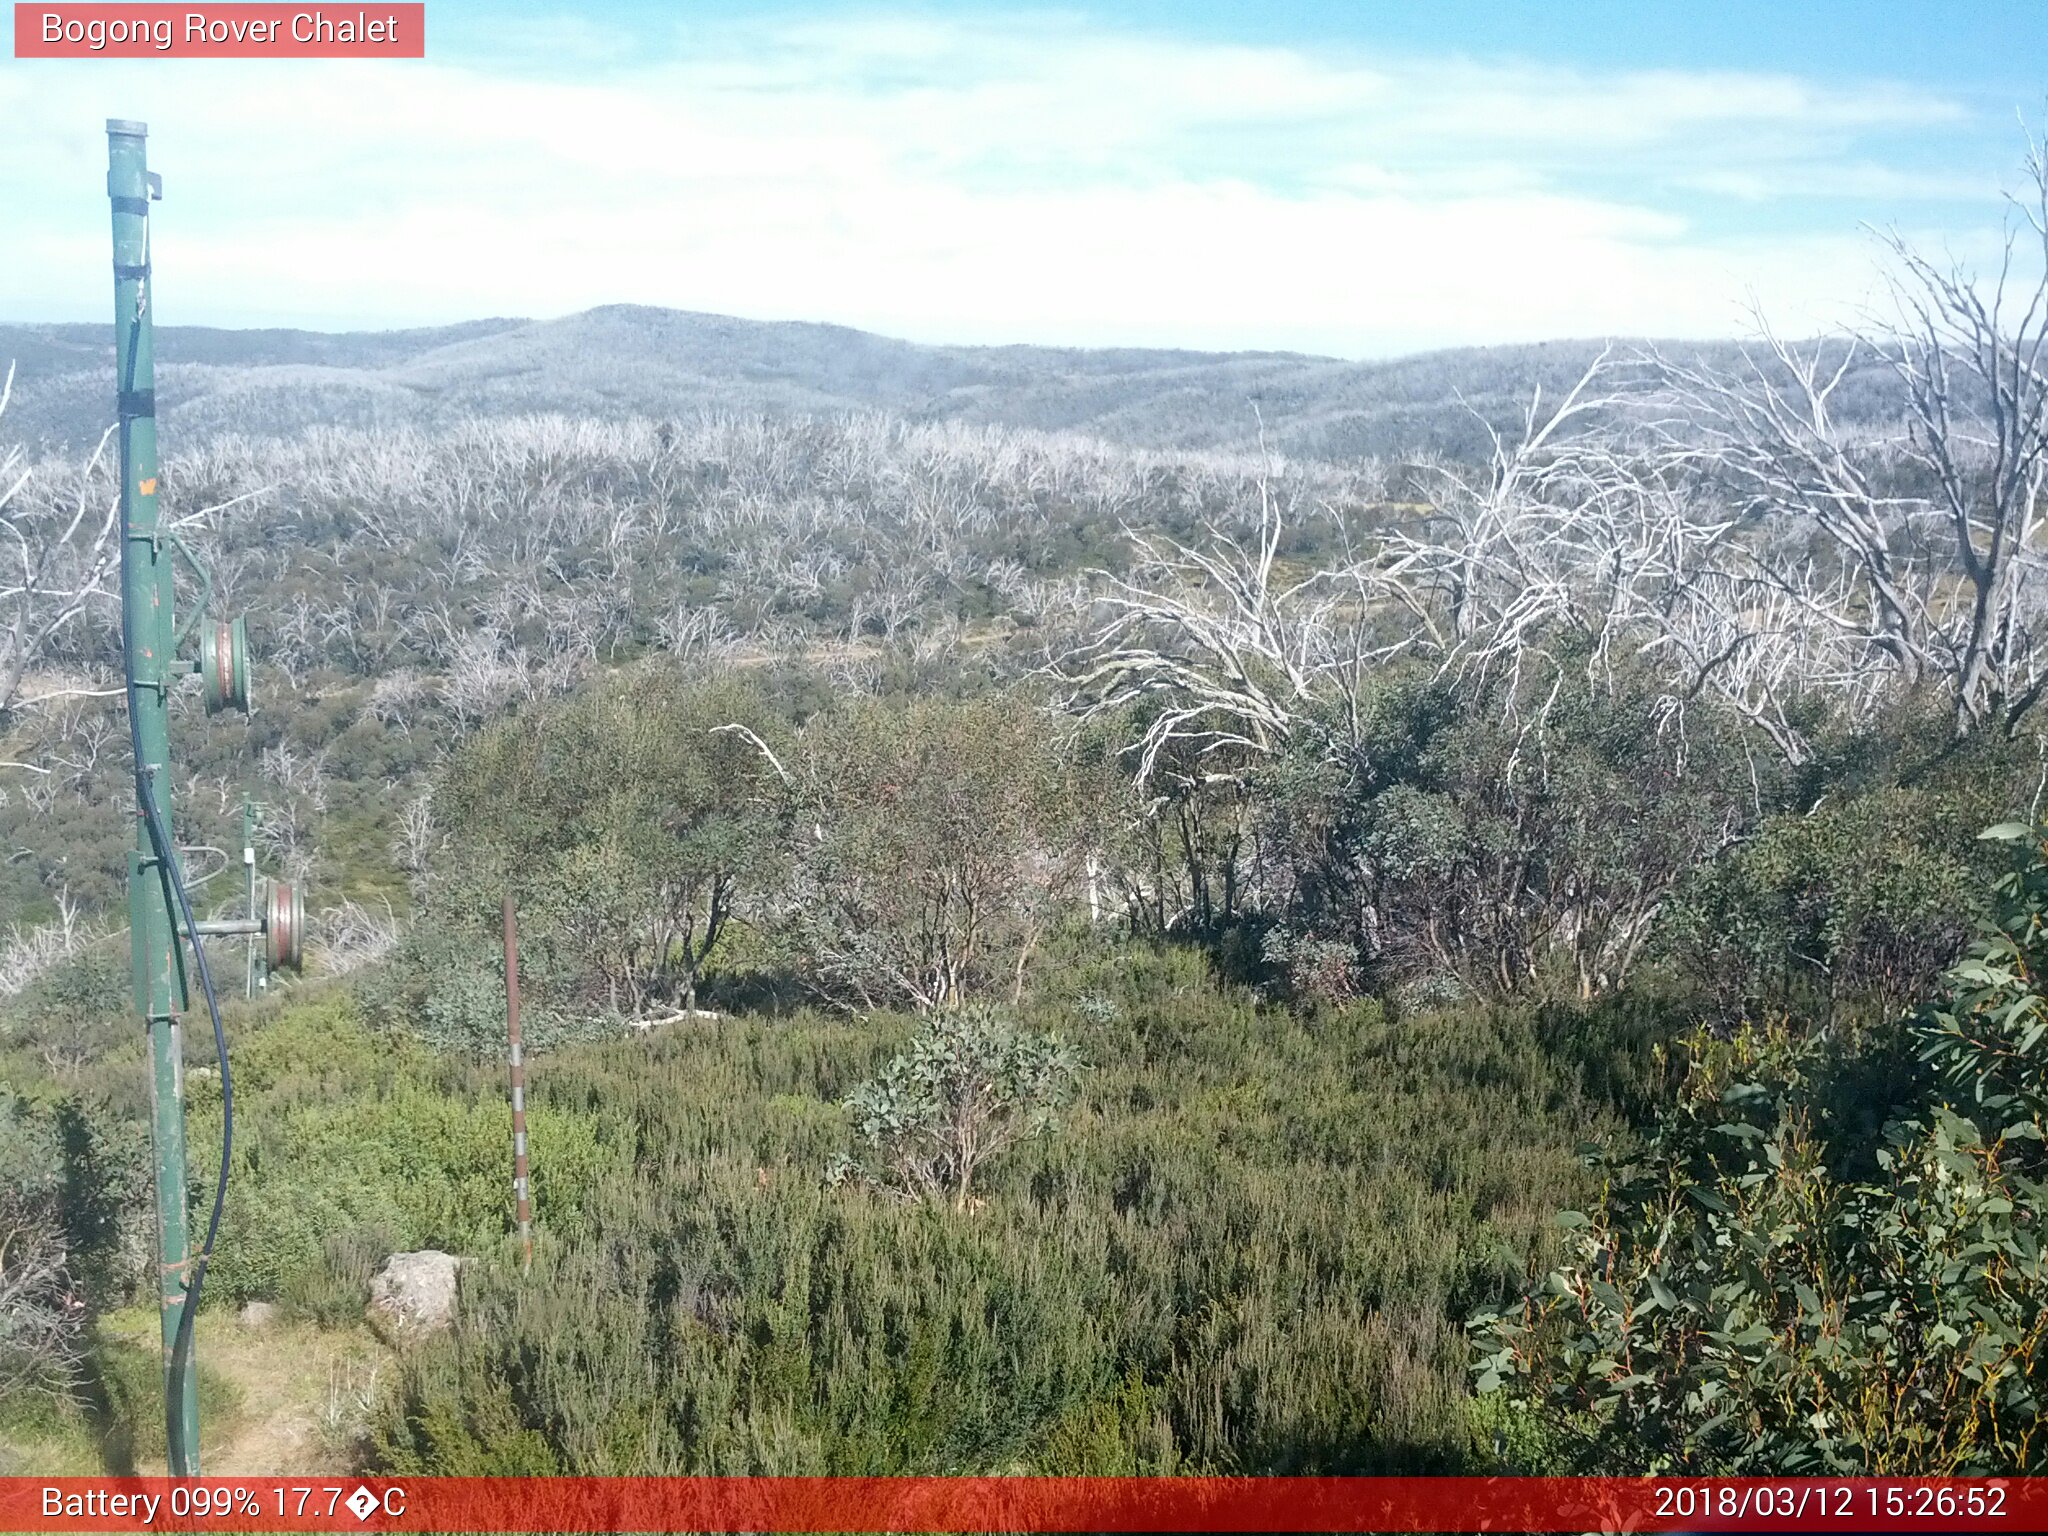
[166, 534, 212, 651]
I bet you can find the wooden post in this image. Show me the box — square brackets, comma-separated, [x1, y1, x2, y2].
[504, 894, 532, 1273]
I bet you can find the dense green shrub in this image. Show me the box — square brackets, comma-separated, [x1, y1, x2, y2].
[0, 950, 128, 1077]
[1472, 823, 2048, 1473]
[280, 1221, 403, 1328]
[361, 923, 609, 1058]
[180, 996, 620, 1306]
[0, 1091, 81, 1402]
[429, 667, 785, 1020]
[784, 694, 1115, 1011]
[831, 1005, 1084, 1207]
[1266, 666, 1759, 1001]
[1659, 786, 2006, 1017]
[372, 962, 1622, 1476]
[19, 346, 2048, 1484]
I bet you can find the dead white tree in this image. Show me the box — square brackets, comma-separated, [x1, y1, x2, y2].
[655, 603, 740, 664]
[1634, 551, 1888, 767]
[255, 794, 317, 887]
[1055, 459, 1374, 790]
[0, 366, 122, 728]
[1649, 135, 2048, 738]
[0, 1166, 82, 1402]
[1372, 352, 1674, 718]
[392, 788, 440, 885]
[1875, 134, 2048, 730]
[0, 889, 109, 999]
[1056, 360, 1668, 795]
[363, 667, 429, 733]
[260, 740, 331, 815]
[439, 627, 534, 729]
[312, 898, 399, 975]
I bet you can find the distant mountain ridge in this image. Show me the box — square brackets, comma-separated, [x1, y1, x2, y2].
[0, 304, 1888, 462]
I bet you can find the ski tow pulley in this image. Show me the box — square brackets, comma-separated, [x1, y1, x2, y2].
[262, 875, 305, 974]
[201, 615, 252, 713]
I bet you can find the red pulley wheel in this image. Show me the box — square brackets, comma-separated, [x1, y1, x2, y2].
[263, 878, 304, 972]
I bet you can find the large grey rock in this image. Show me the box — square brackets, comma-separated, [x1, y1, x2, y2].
[366, 1250, 464, 1338]
[238, 1300, 277, 1329]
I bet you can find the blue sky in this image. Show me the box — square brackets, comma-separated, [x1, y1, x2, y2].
[3, 2, 2044, 354]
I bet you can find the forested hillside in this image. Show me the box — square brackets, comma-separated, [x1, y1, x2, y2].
[3, 160, 2047, 1478]
[0, 308, 1907, 462]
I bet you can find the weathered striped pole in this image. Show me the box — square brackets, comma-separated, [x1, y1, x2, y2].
[109, 117, 202, 1478]
[243, 796, 260, 1000]
[503, 894, 532, 1271]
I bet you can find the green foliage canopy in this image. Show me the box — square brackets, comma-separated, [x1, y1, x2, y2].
[832, 1004, 1084, 1209]
[1472, 823, 2048, 1474]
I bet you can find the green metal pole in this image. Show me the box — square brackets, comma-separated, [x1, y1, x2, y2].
[108, 118, 200, 1477]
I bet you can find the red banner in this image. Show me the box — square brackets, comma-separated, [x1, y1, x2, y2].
[12, 5, 424, 58]
[0, 1477, 2041, 1533]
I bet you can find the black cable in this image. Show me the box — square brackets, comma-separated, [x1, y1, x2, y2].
[118, 252, 232, 1473]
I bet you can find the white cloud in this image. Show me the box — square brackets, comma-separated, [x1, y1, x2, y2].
[0, 10, 2021, 353]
